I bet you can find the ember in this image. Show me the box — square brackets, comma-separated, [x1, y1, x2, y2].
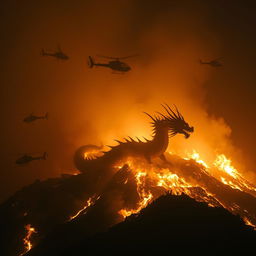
[20, 224, 36, 255]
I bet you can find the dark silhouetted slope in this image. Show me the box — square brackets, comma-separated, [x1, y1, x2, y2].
[1, 156, 256, 256]
[29, 194, 255, 256]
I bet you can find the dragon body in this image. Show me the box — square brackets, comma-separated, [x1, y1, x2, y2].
[74, 105, 194, 173]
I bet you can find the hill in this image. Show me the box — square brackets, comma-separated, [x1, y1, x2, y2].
[29, 193, 255, 255]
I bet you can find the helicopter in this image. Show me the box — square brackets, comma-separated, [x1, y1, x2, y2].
[16, 152, 47, 165]
[88, 55, 138, 73]
[23, 113, 48, 123]
[41, 45, 69, 60]
[199, 57, 223, 67]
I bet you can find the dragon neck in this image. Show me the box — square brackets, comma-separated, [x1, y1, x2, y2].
[150, 122, 169, 155]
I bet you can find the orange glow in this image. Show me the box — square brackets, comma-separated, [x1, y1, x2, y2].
[20, 224, 36, 256]
[119, 170, 153, 218]
[214, 154, 238, 178]
[73, 143, 256, 229]
[213, 154, 256, 193]
[184, 151, 256, 194]
[118, 158, 214, 218]
[116, 150, 256, 229]
[69, 195, 100, 221]
[156, 170, 192, 194]
[83, 150, 102, 159]
[184, 150, 209, 168]
[243, 217, 256, 230]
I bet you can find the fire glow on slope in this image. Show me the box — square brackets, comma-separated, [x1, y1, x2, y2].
[118, 156, 219, 217]
[213, 154, 256, 193]
[69, 195, 100, 221]
[119, 171, 153, 217]
[115, 151, 256, 230]
[19, 224, 36, 256]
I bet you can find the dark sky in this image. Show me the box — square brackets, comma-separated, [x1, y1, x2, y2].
[1, 0, 256, 202]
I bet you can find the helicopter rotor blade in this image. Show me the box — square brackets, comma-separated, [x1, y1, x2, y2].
[96, 54, 139, 60]
[96, 55, 118, 60]
[118, 54, 139, 60]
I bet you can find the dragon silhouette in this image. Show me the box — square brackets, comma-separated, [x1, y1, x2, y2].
[74, 105, 194, 172]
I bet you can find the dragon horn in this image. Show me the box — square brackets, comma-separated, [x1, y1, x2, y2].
[161, 104, 175, 119]
[154, 114, 160, 121]
[173, 104, 184, 120]
[165, 104, 179, 119]
[143, 112, 156, 122]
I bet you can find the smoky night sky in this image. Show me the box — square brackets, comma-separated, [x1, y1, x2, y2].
[0, 0, 256, 203]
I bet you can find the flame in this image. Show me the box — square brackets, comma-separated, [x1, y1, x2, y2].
[83, 149, 102, 159]
[184, 151, 256, 194]
[184, 150, 209, 168]
[20, 224, 36, 255]
[156, 170, 192, 194]
[116, 150, 256, 229]
[243, 217, 256, 230]
[119, 170, 153, 217]
[69, 195, 100, 221]
[213, 154, 256, 193]
[213, 154, 238, 178]
[118, 159, 215, 218]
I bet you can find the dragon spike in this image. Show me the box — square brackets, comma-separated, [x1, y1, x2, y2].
[142, 136, 149, 142]
[114, 139, 123, 144]
[136, 137, 142, 142]
[174, 104, 184, 120]
[106, 145, 114, 149]
[128, 136, 134, 142]
[124, 138, 130, 143]
[143, 112, 156, 122]
[168, 131, 176, 137]
[161, 104, 175, 119]
[165, 104, 179, 119]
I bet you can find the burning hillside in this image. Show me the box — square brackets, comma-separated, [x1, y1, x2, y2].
[2, 0, 256, 255]
[61, 194, 255, 254]
[0, 146, 255, 255]
[1, 106, 256, 255]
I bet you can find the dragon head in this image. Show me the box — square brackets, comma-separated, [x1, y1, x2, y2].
[145, 104, 194, 139]
[161, 104, 194, 139]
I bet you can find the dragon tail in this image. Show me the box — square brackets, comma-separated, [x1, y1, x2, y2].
[73, 145, 102, 173]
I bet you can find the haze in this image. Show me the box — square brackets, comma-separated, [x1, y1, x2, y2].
[1, 0, 256, 202]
